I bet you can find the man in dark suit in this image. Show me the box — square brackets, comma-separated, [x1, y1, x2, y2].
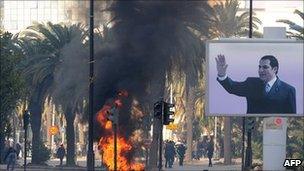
[216, 54, 296, 114]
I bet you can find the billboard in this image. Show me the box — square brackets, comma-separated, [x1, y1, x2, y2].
[206, 39, 303, 116]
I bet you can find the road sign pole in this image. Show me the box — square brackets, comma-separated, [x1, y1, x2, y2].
[158, 100, 164, 171]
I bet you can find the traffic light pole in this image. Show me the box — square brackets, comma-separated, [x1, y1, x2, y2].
[158, 101, 164, 171]
[108, 106, 118, 171]
[114, 122, 117, 171]
[23, 110, 30, 171]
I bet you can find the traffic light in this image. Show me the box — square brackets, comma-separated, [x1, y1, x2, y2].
[163, 102, 175, 125]
[246, 118, 255, 131]
[23, 110, 30, 130]
[154, 100, 163, 118]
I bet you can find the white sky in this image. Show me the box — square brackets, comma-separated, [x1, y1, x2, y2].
[239, 0, 303, 32]
[2, 0, 304, 33]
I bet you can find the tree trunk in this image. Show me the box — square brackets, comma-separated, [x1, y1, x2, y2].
[65, 108, 76, 166]
[148, 117, 162, 170]
[148, 73, 166, 170]
[0, 133, 5, 164]
[29, 98, 43, 164]
[224, 117, 232, 164]
[185, 86, 195, 162]
[29, 77, 52, 164]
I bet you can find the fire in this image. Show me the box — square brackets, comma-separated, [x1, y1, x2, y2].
[105, 121, 112, 130]
[99, 137, 132, 170]
[131, 163, 145, 171]
[96, 90, 145, 171]
[96, 104, 112, 130]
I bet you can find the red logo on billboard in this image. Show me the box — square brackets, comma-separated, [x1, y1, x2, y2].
[274, 117, 283, 126]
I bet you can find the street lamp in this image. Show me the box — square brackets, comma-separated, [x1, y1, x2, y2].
[23, 110, 30, 171]
[87, 0, 95, 170]
[243, 1, 254, 170]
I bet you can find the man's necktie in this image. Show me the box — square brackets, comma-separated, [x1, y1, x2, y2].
[265, 83, 271, 93]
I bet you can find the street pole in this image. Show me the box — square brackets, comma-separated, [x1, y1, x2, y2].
[245, 0, 253, 169]
[24, 126, 27, 171]
[87, 0, 95, 170]
[158, 101, 164, 171]
[114, 122, 117, 171]
[241, 117, 245, 171]
[109, 106, 118, 171]
[23, 111, 30, 171]
[214, 117, 218, 159]
[245, 125, 252, 168]
[249, 0, 253, 38]
[51, 104, 55, 154]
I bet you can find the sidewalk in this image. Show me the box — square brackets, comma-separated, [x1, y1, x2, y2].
[0, 157, 105, 171]
[0, 158, 242, 171]
[0, 163, 106, 171]
[163, 158, 241, 171]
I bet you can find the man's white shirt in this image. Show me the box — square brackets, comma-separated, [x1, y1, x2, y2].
[266, 76, 277, 90]
[217, 74, 227, 81]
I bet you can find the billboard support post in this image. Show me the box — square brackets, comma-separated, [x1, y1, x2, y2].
[263, 27, 287, 171]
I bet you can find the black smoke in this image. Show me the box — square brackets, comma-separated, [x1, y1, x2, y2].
[93, 0, 212, 142]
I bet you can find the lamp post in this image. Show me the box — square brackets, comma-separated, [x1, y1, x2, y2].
[23, 110, 30, 171]
[87, 0, 95, 170]
[243, 0, 253, 170]
[112, 108, 118, 171]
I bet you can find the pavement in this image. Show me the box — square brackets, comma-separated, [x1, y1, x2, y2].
[163, 158, 241, 171]
[0, 157, 242, 171]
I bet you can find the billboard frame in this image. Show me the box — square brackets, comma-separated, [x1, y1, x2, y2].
[205, 39, 304, 117]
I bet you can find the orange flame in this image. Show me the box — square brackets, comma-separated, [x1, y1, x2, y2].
[99, 137, 131, 170]
[105, 121, 112, 130]
[96, 104, 112, 130]
[96, 90, 144, 171]
[131, 163, 145, 171]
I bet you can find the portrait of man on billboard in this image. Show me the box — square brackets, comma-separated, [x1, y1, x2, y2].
[216, 54, 296, 114]
[206, 40, 303, 116]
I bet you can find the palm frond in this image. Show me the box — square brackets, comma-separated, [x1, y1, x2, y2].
[277, 9, 303, 40]
[294, 9, 304, 20]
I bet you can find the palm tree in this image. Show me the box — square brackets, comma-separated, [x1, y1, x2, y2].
[49, 24, 114, 166]
[51, 24, 88, 165]
[277, 9, 304, 40]
[17, 22, 85, 164]
[209, 0, 262, 38]
[0, 30, 24, 163]
[17, 25, 59, 164]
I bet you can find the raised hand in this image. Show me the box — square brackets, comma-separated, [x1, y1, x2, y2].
[215, 54, 228, 77]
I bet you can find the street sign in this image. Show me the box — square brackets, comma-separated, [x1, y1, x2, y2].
[49, 125, 59, 135]
[166, 123, 178, 130]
